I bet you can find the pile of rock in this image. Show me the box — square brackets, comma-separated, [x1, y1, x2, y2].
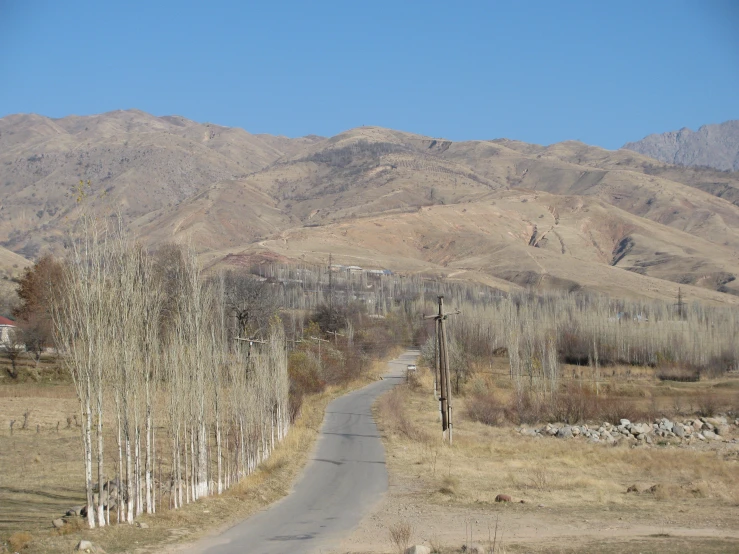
[62, 479, 123, 522]
[519, 416, 737, 446]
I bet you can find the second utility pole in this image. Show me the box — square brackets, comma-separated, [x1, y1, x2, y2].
[425, 295, 458, 444]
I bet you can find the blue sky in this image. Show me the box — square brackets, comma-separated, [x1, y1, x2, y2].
[1, 1, 737, 149]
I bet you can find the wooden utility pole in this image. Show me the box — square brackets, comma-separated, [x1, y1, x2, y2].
[310, 336, 330, 367]
[327, 253, 334, 332]
[424, 295, 459, 444]
[433, 318, 439, 401]
[233, 337, 267, 359]
[328, 330, 344, 344]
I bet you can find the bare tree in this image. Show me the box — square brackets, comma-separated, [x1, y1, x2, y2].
[2, 327, 23, 379]
[223, 271, 281, 339]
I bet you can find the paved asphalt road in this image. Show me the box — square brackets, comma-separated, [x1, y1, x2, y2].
[188, 350, 419, 554]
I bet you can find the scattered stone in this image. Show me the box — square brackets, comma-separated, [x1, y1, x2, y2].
[537, 503, 546, 507]
[462, 544, 485, 554]
[52, 518, 66, 528]
[635, 423, 652, 435]
[77, 540, 93, 552]
[557, 426, 573, 439]
[517, 414, 732, 448]
[136, 521, 149, 529]
[495, 494, 512, 502]
[626, 484, 639, 493]
[67, 505, 85, 517]
[405, 546, 431, 554]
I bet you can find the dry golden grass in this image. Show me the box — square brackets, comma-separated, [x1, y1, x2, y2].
[8, 531, 33, 551]
[0, 355, 393, 553]
[470, 356, 739, 421]
[388, 520, 413, 553]
[0, 352, 68, 386]
[372, 365, 739, 552]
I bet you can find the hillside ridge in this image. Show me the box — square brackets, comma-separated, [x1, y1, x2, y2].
[3, 110, 739, 303]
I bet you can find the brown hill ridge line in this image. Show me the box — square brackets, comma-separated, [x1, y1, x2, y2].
[2, 110, 739, 303]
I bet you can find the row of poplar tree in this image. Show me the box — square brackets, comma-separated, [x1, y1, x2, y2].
[51, 220, 289, 528]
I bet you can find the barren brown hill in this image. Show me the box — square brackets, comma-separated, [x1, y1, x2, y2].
[3, 111, 739, 303]
[0, 110, 309, 257]
[0, 246, 30, 314]
[219, 191, 739, 304]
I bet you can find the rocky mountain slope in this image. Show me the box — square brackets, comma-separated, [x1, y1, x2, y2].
[624, 120, 739, 171]
[2, 110, 739, 304]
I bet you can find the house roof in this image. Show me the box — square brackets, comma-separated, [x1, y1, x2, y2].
[0, 316, 16, 326]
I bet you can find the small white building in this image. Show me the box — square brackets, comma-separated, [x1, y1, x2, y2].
[0, 316, 16, 345]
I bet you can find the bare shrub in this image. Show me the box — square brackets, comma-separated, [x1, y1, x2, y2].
[526, 467, 550, 491]
[429, 535, 444, 553]
[8, 531, 33, 551]
[597, 397, 644, 425]
[697, 392, 720, 417]
[439, 474, 458, 495]
[54, 517, 84, 536]
[502, 386, 648, 426]
[657, 367, 700, 382]
[505, 390, 545, 425]
[648, 483, 684, 501]
[550, 385, 599, 424]
[465, 392, 505, 425]
[388, 520, 413, 553]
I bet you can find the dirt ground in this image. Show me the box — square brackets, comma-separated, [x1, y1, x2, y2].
[337, 365, 739, 553]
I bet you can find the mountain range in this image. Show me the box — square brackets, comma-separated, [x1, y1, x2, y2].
[2, 110, 739, 305]
[624, 120, 739, 172]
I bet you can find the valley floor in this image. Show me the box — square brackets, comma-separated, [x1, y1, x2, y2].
[338, 365, 739, 553]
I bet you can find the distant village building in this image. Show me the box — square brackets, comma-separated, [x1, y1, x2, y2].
[0, 316, 16, 345]
[330, 264, 392, 276]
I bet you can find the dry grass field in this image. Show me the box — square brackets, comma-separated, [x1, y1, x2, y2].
[341, 360, 739, 553]
[0, 355, 394, 553]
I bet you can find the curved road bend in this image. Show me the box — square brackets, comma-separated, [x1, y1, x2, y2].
[185, 350, 419, 554]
